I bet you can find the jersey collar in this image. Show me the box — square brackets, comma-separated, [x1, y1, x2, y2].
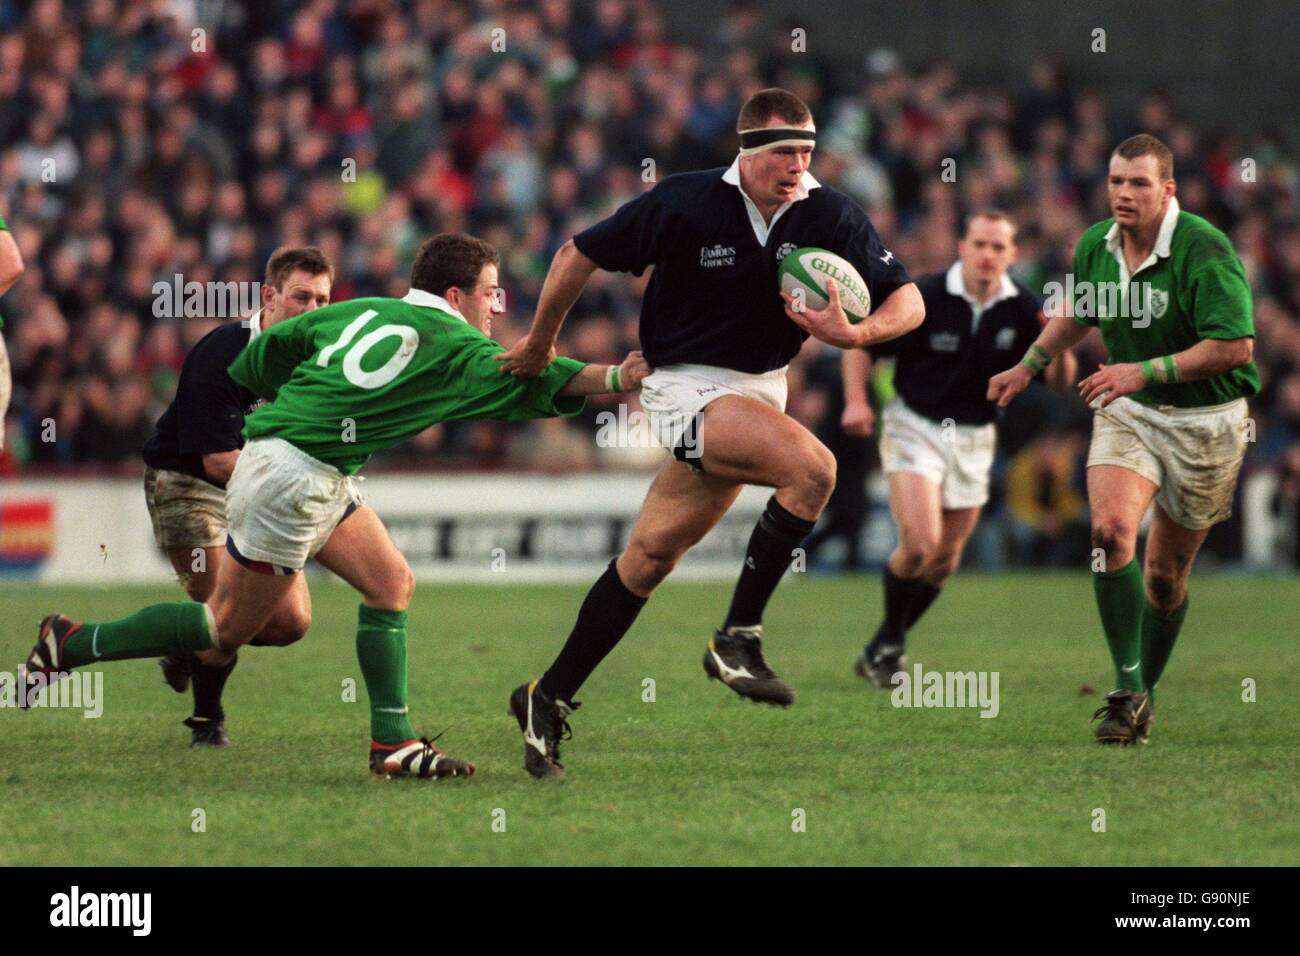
[722, 156, 820, 247]
[945, 261, 1017, 308]
[945, 261, 1017, 334]
[403, 288, 468, 324]
[1104, 196, 1180, 279]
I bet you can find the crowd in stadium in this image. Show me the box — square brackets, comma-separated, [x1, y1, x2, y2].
[1, 0, 1298, 564]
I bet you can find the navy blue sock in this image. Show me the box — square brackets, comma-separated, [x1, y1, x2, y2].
[723, 495, 817, 630]
[868, 565, 928, 655]
[540, 561, 647, 702]
[192, 654, 237, 722]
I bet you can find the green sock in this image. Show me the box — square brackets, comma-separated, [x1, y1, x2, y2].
[1141, 595, 1188, 705]
[1092, 558, 1146, 691]
[356, 605, 415, 745]
[62, 601, 212, 668]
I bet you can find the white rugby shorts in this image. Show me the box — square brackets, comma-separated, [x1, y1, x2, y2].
[878, 397, 997, 510]
[639, 362, 789, 467]
[225, 437, 364, 572]
[1087, 395, 1248, 530]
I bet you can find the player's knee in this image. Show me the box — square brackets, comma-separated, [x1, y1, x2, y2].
[623, 540, 678, 593]
[794, 443, 837, 506]
[392, 563, 416, 609]
[1090, 519, 1135, 564]
[1145, 564, 1186, 612]
[928, 550, 962, 584]
[261, 605, 311, 646]
[363, 561, 415, 610]
[898, 533, 939, 573]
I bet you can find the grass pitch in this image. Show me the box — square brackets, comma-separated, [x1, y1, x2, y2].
[1, 572, 1296, 866]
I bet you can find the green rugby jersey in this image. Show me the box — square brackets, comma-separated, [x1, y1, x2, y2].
[1071, 198, 1259, 408]
[229, 289, 586, 474]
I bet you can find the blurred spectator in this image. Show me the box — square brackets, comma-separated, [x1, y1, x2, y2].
[1004, 432, 1089, 566]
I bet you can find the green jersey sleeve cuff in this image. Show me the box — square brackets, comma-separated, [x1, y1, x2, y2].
[540, 356, 587, 416]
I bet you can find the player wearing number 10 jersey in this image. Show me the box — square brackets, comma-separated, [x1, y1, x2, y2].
[15, 233, 651, 779]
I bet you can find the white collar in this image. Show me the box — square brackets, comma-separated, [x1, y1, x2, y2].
[246, 309, 263, 339]
[403, 288, 468, 324]
[1104, 196, 1180, 273]
[722, 156, 820, 247]
[945, 261, 1017, 309]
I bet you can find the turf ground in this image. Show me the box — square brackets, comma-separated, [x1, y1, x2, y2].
[1, 572, 1296, 866]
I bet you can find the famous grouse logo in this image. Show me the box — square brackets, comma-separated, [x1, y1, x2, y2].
[699, 244, 736, 268]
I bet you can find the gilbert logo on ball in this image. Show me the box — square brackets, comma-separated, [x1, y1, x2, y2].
[777, 247, 871, 323]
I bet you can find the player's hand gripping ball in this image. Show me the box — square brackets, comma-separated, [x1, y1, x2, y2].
[777, 247, 871, 322]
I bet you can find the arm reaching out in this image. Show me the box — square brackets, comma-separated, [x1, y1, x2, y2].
[558, 351, 652, 397]
[988, 313, 1091, 407]
[496, 239, 599, 378]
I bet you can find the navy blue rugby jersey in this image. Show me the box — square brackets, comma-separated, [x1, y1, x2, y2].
[869, 264, 1046, 426]
[142, 315, 261, 485]
[575, 162, 912, 373]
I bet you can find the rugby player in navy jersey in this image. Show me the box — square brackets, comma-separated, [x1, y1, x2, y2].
[842, 212, 1077, 685]
[141, 247, 333, 745]
[498, 88, 925, 778]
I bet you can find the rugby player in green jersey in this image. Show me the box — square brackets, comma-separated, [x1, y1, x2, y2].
[988, 135, 1259, 745]
[14, 233, 651, 778]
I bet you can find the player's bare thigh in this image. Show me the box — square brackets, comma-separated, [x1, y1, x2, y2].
[1143, 503, 1210, 613]
[314, 505, 414, 611]
[693, 393, 836, 519]
[617, 459, 744, 597]
[885, 472, 943, 576]
[167, 545, 310, 646]
[1087, 464, 1158, 569]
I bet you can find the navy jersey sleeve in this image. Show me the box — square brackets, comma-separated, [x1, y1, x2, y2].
[831, 203, 913, 313]
[573, 185, 676, 276]
[175, 326, 249, 458]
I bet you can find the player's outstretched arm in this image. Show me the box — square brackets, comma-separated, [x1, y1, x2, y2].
[783, 278, 923, 350]
[840, 347, 876, 437]
[989, 314, 1091, 407]
[497, 239, 599, 379]
[557, 351, 652, 397]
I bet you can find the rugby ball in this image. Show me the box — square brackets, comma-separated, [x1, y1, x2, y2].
[778, 247, 871, 323]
